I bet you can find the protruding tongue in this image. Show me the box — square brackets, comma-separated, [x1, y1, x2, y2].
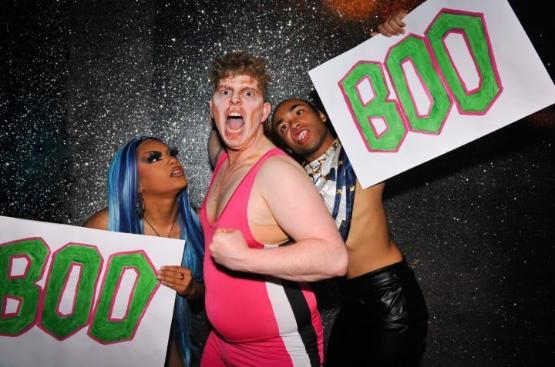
[227, 116, 244, 130]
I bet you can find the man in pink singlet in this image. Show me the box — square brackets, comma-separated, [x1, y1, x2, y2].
[199, 52, 348, 367]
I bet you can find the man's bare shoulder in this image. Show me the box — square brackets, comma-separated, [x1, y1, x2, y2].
[250, 154, 313, 200]
[83, 207, 109, 230]
[256, 154, 310, 191]
[259, 153, 305, 176]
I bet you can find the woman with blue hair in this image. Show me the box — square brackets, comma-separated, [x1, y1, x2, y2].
[85, 136, 204, 367]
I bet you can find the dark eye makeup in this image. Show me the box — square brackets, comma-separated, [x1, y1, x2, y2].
[142, 147, 179, 164]
[143, 151, 162, 163]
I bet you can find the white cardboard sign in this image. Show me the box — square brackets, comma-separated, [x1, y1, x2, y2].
[309, 0, 555, 188]
[0, 216, 184, 367]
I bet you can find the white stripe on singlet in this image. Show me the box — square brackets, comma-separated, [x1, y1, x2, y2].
[265, 276, 312, 367]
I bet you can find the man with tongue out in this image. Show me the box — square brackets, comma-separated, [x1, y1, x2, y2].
[199, 52, 347, 367]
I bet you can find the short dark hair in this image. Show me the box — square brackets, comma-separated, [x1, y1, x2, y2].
[209, 52, 271, 97]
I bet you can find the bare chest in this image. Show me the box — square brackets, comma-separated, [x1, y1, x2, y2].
[206, 164, 287, 245]
[206, 164, 251, 223]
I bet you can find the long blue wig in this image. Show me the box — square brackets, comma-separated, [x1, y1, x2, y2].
[107, 136, 204, 367]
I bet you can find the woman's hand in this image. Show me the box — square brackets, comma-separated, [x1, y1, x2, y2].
[157, 265, 198, 298]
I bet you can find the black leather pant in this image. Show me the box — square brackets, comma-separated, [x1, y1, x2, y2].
[326, 259, 429, 367]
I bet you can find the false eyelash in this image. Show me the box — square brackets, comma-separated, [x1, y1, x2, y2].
[146, 151, 162, 163]
[169, 147, 179, 157]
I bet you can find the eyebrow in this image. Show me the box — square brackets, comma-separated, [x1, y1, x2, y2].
[288, 103, 303, 112]
[217, 83, 259, 91]
[273, 103, 304, 127]
[241, 86, 258, 93]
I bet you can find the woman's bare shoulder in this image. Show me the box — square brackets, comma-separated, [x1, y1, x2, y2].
[83, 207, 109, 230]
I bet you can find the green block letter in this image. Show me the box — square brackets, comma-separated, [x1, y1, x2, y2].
[89, 251, 158, 343]
[0, 239, 49, 336]
[386, 35, 452, 134]
[427, 11, 502, 113]
[40, 244, 102, 339]
[340, 61, 407, 151]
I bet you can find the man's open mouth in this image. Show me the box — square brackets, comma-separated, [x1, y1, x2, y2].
[293, 129, 309, 144]
[226, 113, 244, 130]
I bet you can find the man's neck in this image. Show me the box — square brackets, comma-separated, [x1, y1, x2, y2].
[305, 134, 336, 163]
[226, 130, 272, 166]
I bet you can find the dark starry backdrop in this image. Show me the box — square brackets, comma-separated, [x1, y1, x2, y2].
[1, 0, 553, 365]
